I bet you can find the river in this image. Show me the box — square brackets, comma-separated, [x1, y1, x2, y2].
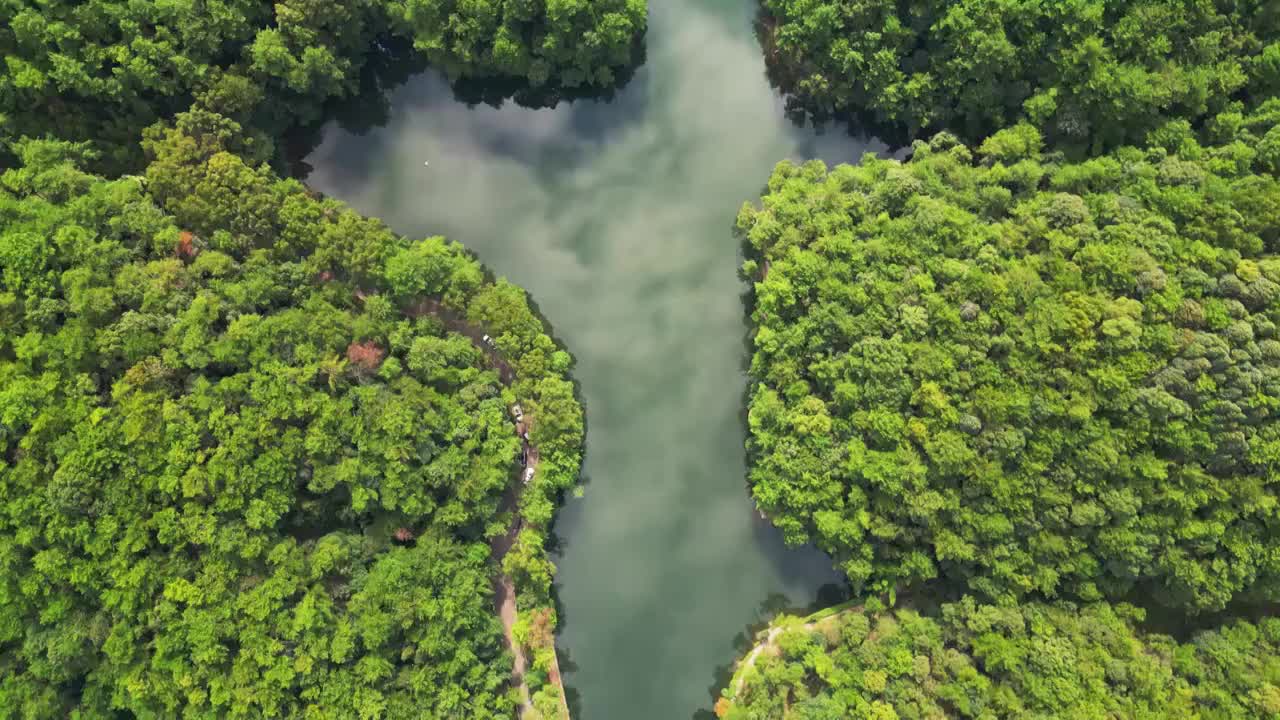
[306, 1, 883, 717]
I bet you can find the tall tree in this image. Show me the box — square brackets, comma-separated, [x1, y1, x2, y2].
[740, 111, 1280, 611]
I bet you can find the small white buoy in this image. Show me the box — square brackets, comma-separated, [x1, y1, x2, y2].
[423, 161, 430, 166]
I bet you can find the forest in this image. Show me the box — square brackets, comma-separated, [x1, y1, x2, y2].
[740, 112, 1280, 613]
[731, 1, 1280, 716]
[0, 0, 612, 716]
[0, 110, 583, 718]
[0, 0, 646, 172]
[9, 0, 1280, 717]
[721, 599, 1280, 719]
[759, 0, 1280, 152]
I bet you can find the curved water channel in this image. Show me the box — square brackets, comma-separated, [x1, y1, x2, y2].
[307, 2, 885, 717]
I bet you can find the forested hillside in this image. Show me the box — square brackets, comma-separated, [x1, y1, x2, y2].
[759, 0, 1280, 150]
[719, 600, 1280, 719]
[0, 0, 643, 713]
[738, 110, 1280, 613]
[0, 110, 582, 718]
[725, 3, 1280, 718]
[0, 0, 646, 171]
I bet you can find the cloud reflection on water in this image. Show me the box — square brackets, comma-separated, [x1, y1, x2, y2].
[307, 1, 886, 717]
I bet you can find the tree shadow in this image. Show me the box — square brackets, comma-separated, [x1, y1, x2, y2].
[1119, 587, 1280, 642]
[555, 643, 585, 719]
[751, 6, 917, 152]
[687, 586, 850, 720]
[287, 32, 649, 182]
[450, 40, 647, 113]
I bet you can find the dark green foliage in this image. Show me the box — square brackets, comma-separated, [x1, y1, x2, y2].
[0, 112, 582, 717]
[739, 112, 1280, 612]
[721, 601, 1280, 719]
[0, 0, 646, 171]
[0, 0, 384, 171]
[759, 0, 1280, 150]
[386, 0, 646, 91]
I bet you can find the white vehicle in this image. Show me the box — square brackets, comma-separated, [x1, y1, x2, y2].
[482, 334, 496, 348]
[523, 467, 535, 485]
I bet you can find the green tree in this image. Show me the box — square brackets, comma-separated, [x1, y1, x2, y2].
[721, 600, 1280, 720]
[740, 114, 1280, 611]
[758, 0, 1278, 151]
[0, 111, 583, 717]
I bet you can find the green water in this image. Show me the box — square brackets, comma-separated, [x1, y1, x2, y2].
[307, 2, 883, 717]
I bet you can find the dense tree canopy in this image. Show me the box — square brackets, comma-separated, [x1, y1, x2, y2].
[0, 110, 582, 717]
[387, 0, 645, 91]
[739, 111, 1280, 612]
[759, 0, 1280, 150]
[0, 0, 646, 171]
[719, 600, 1280, 719]
[0, 0, 387, 170]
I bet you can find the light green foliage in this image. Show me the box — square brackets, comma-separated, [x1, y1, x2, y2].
[759, 0, 1278, 150]
[740, 113, 1280, 611]
[0, 111, 583, 716]
[722, 601, 1280, 719]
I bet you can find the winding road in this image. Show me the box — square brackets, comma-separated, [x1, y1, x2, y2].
[412, 297, 570, 719]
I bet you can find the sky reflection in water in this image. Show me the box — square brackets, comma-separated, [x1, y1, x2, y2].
[307, 2, 886, 717]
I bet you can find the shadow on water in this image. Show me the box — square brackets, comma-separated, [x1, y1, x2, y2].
[734, 216, 835, 596]
[551, 643, 585, 719]
[294, 66, 654, 205]
[305, 1, 891, 717]
[1119, 588, 1280, 642]
[288, 34, 649, 182]
[450, 39, 648, 114]
[285, 34, 427, 178]
[689, 584, 850, 720]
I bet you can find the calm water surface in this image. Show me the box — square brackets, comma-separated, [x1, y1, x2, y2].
[307, 2, 883, 717]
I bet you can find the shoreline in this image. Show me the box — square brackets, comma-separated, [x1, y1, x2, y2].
[416, 297, 572, 719]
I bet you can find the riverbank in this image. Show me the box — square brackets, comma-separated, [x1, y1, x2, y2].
[305, 3, 877, 714]
[720, 599, 861, 712]
[415, 298, 572, 720]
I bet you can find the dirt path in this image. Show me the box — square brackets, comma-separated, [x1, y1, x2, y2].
[411, 296, 568, 719]
[489, 483, 534, 715]
[727, 602, 860, 704]
[731, 625, 785, 696]
[408, 298, 515, 384]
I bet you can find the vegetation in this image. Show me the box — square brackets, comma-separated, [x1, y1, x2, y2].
[0, 0, 646, 171]
[1, 0, 623, 714]
[719, 599, 1280, 719]
[389, 0, 646, 93]
[0, 110, 582, 717]
[730, 3, 1280, 716]
[758, 0, 1280, 151]
[739, 112, 1280, 613]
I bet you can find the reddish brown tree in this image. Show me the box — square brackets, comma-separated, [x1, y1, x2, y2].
[527, 607, 555, 649]
[176, 230, 197, 259]
[346, 341, 385, 372]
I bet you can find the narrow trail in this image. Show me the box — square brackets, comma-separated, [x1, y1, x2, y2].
[727, 603, 860, 705]
[410, 297, 570, 719]
[731, 626, 784, 696]
[490, 483, 535, 713]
